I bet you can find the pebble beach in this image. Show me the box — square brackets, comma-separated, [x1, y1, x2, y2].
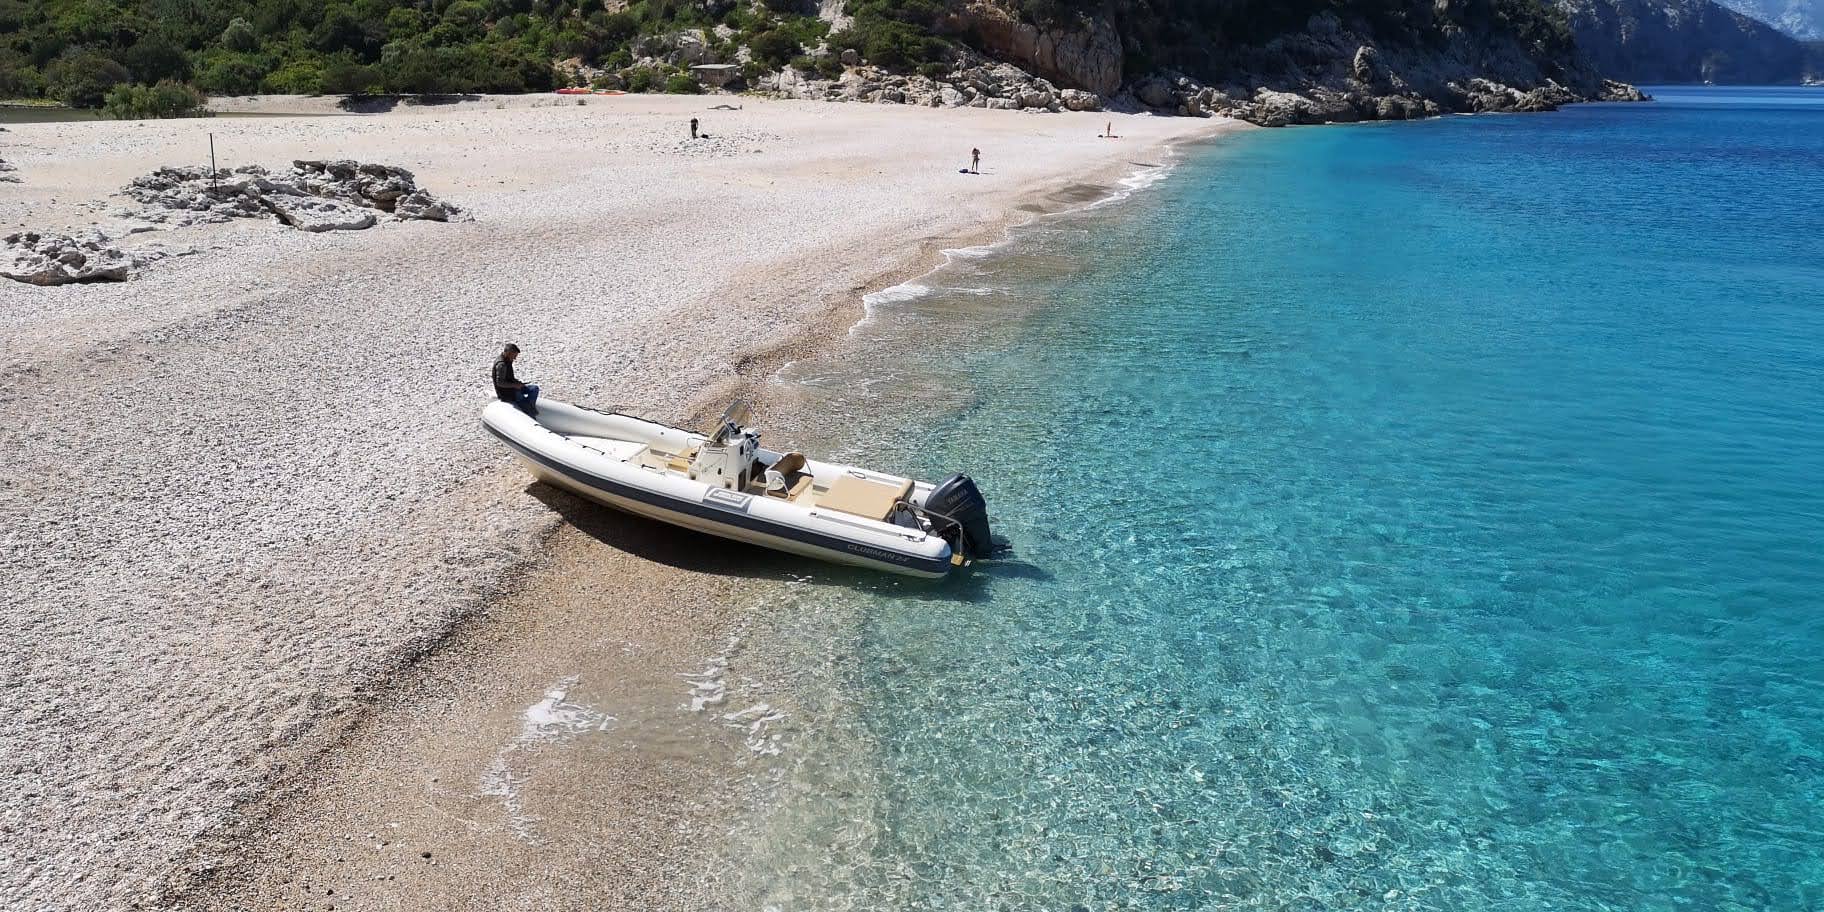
[0, 94, 1235, 910]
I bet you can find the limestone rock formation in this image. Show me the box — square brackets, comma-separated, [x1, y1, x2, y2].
[3, 231, 135, 285]
[948, 1, 1123, 95]
[748, 0, 1647, 126]
[261, 196, 378, 232]
[765, 53, 1082, 112]
[0, 158, 18, 184]
[395, 189, 459, 222]
[121, 161, 464, 230]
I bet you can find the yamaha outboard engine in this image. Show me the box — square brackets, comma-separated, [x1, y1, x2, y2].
[924, 473, 994, 560]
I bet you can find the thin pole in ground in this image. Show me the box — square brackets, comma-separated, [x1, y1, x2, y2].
[208, 133, 217, 193]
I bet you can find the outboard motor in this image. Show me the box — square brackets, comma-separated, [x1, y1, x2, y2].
[924, 473, 994, 560]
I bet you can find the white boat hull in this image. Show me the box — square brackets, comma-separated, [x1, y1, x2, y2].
[482, 399, 957, 578]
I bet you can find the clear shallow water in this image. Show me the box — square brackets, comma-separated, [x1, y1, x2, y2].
[743, 88, 1824, 910]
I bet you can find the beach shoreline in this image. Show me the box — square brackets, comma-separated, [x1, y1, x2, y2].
[168, 117, 1233, 912]
[0, 94, 1237, 911]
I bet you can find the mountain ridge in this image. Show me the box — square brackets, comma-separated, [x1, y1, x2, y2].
[2, 0, 1803, 127]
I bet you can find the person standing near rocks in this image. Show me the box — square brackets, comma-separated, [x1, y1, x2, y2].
[690, 118, 699, 140]
[970, 147, 981, 173]
[493, 344, 539, 417]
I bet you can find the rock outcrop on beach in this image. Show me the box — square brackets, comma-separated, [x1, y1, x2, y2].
[0, 157, 18, 183]
[0, 230, 192, 285]
[122, 160, 465, 231]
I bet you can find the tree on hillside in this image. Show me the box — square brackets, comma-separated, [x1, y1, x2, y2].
[44, 48, 130, 107]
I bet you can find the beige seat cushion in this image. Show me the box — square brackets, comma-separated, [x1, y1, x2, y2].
[819, 474, 913, 521]
[664, 446, 698, 473]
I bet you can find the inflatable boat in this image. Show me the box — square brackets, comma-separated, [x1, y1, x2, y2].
[482, 399, 993, 578]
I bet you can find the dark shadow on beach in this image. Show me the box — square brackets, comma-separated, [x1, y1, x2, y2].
[524, 482, 1017, 600]
[527, 481, 798, 580]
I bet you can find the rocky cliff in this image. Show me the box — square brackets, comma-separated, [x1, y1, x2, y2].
[1560, 0, 1812, 82]
[1714, 0, 1824, 37]
[935, 0, 1646, 124]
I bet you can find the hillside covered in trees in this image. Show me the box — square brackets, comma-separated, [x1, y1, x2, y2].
[0, 0, 1621, 105]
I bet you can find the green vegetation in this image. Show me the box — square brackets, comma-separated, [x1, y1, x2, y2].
[0, 0, 1597, 108]
[827, 0, 951, 67]
[0, 0, 851, 106]
[102, 80, 205, 118]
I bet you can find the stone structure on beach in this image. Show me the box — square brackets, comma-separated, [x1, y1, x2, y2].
[121, 160, 465, 231]
[0, 230, 192, 285]
[3, 160, 458, 285]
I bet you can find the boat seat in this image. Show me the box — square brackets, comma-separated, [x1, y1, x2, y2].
[664, 446, 698, 473]
[819, 473, 914, 521]
[772, 452, 807, 475]
[763, 473, 814, 500]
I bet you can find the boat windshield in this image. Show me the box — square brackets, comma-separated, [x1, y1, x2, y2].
[710, 400, 755, 444]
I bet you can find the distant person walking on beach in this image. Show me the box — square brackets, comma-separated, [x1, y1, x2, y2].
[690, 117, 699, 139]
[970, 147, 980, 173]
[493, 344, 539, 417]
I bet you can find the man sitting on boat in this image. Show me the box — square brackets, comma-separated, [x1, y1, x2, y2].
[492, 343, 539, 416]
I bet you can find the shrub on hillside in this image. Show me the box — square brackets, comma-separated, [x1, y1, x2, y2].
[263, 58, 327, 94]
[322, 59, 381, 94]
[790, 54, 842, 79]
[102, 81, 206, 119]
[384, 8, 427, 39]
[747, 29, 801, 68]
[121, 37, 193, 84]
[44, 49, 131, 107]
[194, 52, 272, 95]
[827, 0, 950, 69]
[219, 18, 259, 53]
[624, 66, 661, 92]
[663, 72, 702, 93]
[596, 11, 640, 45]
[0, 53, 46, 98]
[739, 59, 771, 83]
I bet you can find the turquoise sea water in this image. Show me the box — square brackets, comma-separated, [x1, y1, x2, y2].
[744, 87, 1824, 910]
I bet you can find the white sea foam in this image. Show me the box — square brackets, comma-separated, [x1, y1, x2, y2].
[1084, 158, 1177, 211]
[837, 155, 1181, 342]
[478, 677, 615, 842]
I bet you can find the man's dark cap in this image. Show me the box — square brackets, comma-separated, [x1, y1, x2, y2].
[504, 343, 520, 353]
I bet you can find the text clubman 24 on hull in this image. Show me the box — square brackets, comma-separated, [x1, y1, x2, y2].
[482, 399, 994, 579]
